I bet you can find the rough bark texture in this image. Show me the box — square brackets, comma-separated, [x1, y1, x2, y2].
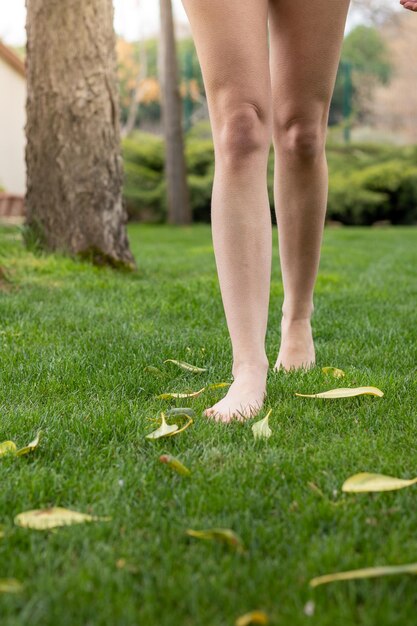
[25, 0, 135, 268]
[159, 0, 191, 225]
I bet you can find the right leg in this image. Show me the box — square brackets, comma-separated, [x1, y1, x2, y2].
[181, 0, 272, 422]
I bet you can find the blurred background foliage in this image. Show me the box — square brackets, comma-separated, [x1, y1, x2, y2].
[117, 11, 417, 225]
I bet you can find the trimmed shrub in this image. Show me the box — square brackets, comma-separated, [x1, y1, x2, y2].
[123, 128, 417, 225]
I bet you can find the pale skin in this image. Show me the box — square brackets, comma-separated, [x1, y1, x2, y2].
[180, 0, 415, 423]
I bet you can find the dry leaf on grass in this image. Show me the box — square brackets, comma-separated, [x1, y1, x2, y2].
[146, 413, 178, 439]
[16, 430, 42, 456]
[0, 441, 17, 457]
[157, 387, 206, 400]
[295, 386, 383, 399]
[0, 579, 23, 594]
[164, 359, 207, 373]
[159, 454, 191, 476]
[14, 507, 111, 530]
[252, 409, 272, 441]
[157, 382, 230, 400]
[235, 611, 269, 626]
[186, 528, 245, 553]
[146, 413, 193, 440]
[342, 472, 417, 493]
[310, 562, 417, 587]
[322, 367, 345, 378]
[0, 431, 42, 458]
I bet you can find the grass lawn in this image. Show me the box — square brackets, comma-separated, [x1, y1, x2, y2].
[0, 223, 416, 626]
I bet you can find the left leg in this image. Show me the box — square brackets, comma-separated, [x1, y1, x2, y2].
[268, 0, 351, 371]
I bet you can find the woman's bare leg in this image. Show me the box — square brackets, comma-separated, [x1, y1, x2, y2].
[181, 0, 272, 421]
[268, 0, 351, 371]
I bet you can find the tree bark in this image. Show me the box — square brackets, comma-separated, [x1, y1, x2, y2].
[159, 0, 191, 225]
[25, 0, 135, 269]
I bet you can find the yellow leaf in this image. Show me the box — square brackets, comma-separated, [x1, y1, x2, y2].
[0, 579, 23, 594]
[146, 413, 178, 439]
[235, 611, 269, 626]
[252, 409, 272, 440]
[156, 383, 230, 399]
[16, 430, 42, 456]
[322, 366, 345, 378]
[170, 416, 193, 437]
[207, 382, 230, 390]
[159, 454, 191, 476]
[186, 528, 245, 552]
[164, 359, 207, 373]
[295, 386, 383, 399]
[157, 387, 206, 400]
[310, 562, 417, 588]
[342, 472, 417, 493]
[14, 507, 111, 530]
[0, 441, 17, 457]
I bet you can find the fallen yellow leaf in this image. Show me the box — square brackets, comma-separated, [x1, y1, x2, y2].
[342, 472, 417, 493]
[252, 409, 272, 441]
[16, 430, 42, 456]
[0, 441, 17, 457]
[186, 528, 245, 552]
[157, 387, 206, 400]
[310, 562, 417, 588]
[14, 507, 110, 530]
[164, 359, 207, 373]
[0, 579, 23, 594]
[295, 386, 383, 399]
[206, 382, 230, 390]
[146, 413, 193, 440]
[157, 382, 230, 400]
[146, 413, 178, 439]
[322, 366, 345, 378]
[159, 454, 191, 476]
[235, 611, 269, 626]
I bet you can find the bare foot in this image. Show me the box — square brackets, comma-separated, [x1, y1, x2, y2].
[203, 362, 268, 423]
[273, 317, 315, 372]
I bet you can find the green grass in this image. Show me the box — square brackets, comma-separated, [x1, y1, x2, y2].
[0, 223, 416, 626]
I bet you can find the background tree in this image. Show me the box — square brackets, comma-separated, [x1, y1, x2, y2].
[329, 25, 391, 126]
[25, 0, 135, 268]
[159, 0, 191, 225]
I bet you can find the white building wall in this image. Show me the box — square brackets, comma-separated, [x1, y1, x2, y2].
[0, 58, 26, 195]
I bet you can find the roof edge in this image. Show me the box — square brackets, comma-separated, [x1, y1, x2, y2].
[0, 40, 25, 78]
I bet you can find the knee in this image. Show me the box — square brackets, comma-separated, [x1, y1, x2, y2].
[274, 117, 326, 162]
[217, 105, 271, 168]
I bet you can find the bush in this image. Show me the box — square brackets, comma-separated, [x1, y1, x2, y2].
[327, 147, 417, 225]
[123, 128, 417, 225]
[122, 133, 166, 222]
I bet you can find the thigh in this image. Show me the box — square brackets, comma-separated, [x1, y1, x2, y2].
[268, 0, 351, 127]
[180, 0, 272, 132]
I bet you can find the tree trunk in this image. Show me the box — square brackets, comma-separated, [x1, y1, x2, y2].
[159, 0, 191, 225]
[25, 0, 135, 269]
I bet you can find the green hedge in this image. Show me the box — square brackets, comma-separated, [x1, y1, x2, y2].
[123, 127, 417, 225]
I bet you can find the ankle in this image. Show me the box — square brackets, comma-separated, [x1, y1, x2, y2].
[281, 302, 314, 323]
[232, 357, 269, 378]
[281, 314, 312, 326]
